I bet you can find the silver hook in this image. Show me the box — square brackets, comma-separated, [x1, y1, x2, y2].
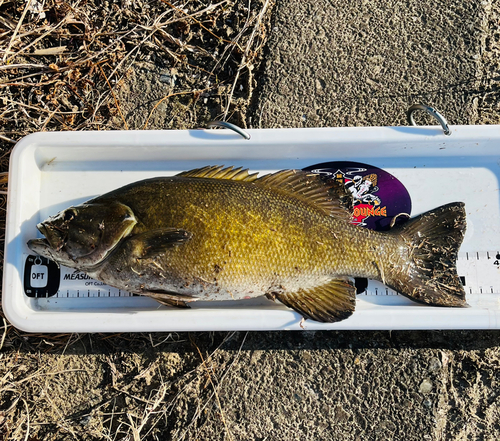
[207, 121, 251, 140]
[407, 104, 451, 136]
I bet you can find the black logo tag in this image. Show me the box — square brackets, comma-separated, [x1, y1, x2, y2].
[24, 255, 60, 298]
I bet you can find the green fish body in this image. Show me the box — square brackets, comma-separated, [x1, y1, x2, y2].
[28, 166, 467, 322]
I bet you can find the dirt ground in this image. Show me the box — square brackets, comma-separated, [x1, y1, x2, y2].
[1, 0, 500, 440]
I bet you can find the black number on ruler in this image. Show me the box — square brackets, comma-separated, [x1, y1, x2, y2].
[494, 252, 500, 266]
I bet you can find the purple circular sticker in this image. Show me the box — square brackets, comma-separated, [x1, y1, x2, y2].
[303, 161, 412, 231]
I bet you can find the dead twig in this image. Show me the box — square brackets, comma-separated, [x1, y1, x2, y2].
[0, 63, 54, 71]
[0, 316, 8, 350]
[159, 0, 237, 47]
[2, 0, 33, 63]
[22, 398, 30, 441]
[190, 334, 234, 441]
[177, 332, 248, 440]
[143, 88, 210, 129]
[9, 16, 72, 60]
[98, 65, 129, 130]
[222, 0, 271, 120]
[0, 134, 16, 143]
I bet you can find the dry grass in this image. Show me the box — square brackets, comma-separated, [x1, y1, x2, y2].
[0, 0, 272, 134]
[0, 0, 273, 439]
[0, 328, 250, 440]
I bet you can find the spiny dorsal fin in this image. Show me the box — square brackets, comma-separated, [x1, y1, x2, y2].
[177, 165, 259, 182]
[256, 169, 353, 220]
[272, 278, 356, 323]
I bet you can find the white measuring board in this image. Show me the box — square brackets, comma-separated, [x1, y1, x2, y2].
[55, 264, 134, 298]
[456, 251, 500, 295]
[5, 125, 500, 332]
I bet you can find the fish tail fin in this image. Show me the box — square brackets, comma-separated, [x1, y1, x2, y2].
[387, 202, 467, 306]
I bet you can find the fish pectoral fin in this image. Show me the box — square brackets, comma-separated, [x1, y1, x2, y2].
[127, 228, 193, 259]
[273, 278, 356, 323]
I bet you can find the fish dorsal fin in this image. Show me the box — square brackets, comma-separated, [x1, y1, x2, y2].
[256, 170, 353, 220]
[177, 165, 259, 182]
[272, 278, 356, 323]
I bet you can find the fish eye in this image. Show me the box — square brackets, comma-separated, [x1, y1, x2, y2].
[63, 209, 76, 221]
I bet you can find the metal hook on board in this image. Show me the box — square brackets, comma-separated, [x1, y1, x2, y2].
[407, 104, 451, 136]
[207, 121, 251, 140]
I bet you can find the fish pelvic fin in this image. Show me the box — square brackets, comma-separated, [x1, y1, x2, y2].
[272, 278, 356, 323]
[387, 202, 467, 307]
[142, 290, 192, 308]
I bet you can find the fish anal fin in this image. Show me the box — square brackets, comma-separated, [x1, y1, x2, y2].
[177, 165, 259, 182]
[127, 228, 192, 259]
[256, 170, 353, 221]
[273, 278, 356, 323]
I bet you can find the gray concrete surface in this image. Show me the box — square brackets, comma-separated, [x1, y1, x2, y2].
[178, 331, 500, 440]
[252, 0, 499, 129]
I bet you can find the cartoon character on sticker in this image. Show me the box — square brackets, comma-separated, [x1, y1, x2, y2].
[303, 161, 411, 231]
[341, 172, 383, 226]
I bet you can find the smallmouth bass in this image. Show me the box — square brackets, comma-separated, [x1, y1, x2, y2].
[28, 166, 467, 322]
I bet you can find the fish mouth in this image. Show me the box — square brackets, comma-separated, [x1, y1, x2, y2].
[37, 222, 50, 238]
[27, 237, 51, 252]
[29, 222, 66, 253]
[27, 236, 66, 265]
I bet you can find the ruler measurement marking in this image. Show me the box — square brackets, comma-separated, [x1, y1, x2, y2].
[47, 249, 500, 299]
[358, 250, 500, 297]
